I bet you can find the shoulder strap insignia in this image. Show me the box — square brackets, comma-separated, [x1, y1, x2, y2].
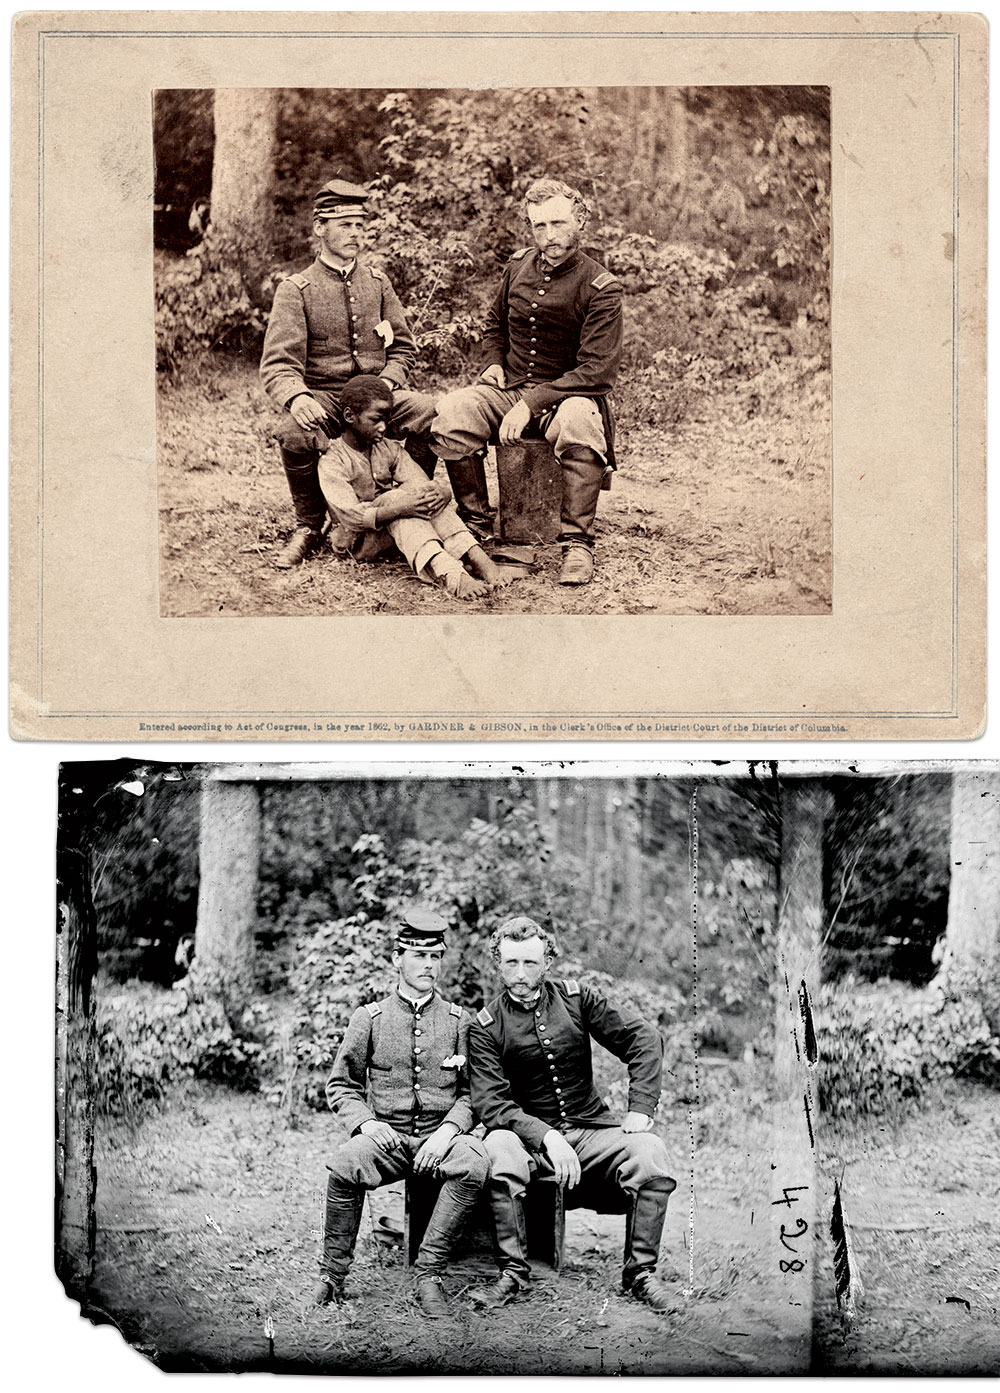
[286, 272, 310, 290]
[591, 271, 619, 291]
[449, 1002, 462, 1018]
[364, 1002, 382, 1019]
[510, 247, 531, 261]
[368, 265, 386, 280]
[563, 979, 581, 996]
[476, 1007, 495, 1026]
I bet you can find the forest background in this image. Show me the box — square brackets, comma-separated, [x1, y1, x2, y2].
[60, 766, 1000, 1374]
[155, 86, 833, 615]
[57, 766, 1000, 1374]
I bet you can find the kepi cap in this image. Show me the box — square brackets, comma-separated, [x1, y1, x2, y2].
[394, 906, 448, 951]
[314, 179, 369, 221]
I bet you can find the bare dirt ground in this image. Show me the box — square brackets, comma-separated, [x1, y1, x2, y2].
[813, 1079, 1000, 1375]
[89, 1080, 804, 1375]
[157, 359, 831, 618]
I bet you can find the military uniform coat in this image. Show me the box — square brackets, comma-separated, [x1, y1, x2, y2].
[469, 979, 663, 1151]
[481, 247, 624, 418]
[260, 256, 418, 410]
[326, 989, 475, 1138]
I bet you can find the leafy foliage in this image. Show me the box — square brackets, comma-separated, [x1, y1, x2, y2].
[156, 231, 270, 371]
[824, 775, 952, 984]
[816, 974, 1000, 1120]
[97, 973, 266, 1122]
[282, 806, 589, 1109]
[156, 85, 831, 431]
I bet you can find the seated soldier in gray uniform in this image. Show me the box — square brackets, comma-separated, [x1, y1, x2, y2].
[469, 916, 677, 1312]
[260, 179, 438, 569]
[431, 178, 623, 585]
[317, 908, 489, 1317]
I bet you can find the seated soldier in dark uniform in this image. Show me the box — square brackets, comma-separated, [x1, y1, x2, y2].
[431, 178, 623, 585]
[260, 179, 438, 569]
[317, 908, 489, 1317]
[469, 916, 677, 1311]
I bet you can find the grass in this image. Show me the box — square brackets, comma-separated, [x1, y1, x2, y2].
[89, 1075, 796, 1374]
[157, 354, 831, 618]
[813, 1077, 1000, 1374]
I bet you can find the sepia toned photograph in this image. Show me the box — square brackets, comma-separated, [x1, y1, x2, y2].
[156, 85, 832, 617]
[12, 12, 985, 740]
[56, 761, 999, 1374]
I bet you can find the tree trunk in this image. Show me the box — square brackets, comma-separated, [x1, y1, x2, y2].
[194, 777, 261, 1024]
[211, 88, 277, 246]
[771, 777, 831, 1358]
[55, 783, 99, 1307]
[208, 88, 278, 303]
[940, 770, 1000, 1030]
[661, 88, 688, 185]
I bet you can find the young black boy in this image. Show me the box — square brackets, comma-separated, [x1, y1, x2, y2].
[318, 376, 518, 600]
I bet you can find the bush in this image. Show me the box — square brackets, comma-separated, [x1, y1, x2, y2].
[816, 976, 1000, 1120]
[97, 978, 265, 1122]
[156, 234, 270, 372]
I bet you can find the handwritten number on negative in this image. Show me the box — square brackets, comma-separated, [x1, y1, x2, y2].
[779, 1217, 808, 1251]
[771, 1185, 809, 1208]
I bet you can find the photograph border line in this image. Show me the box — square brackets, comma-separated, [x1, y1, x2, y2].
[28, 23, 966, 725]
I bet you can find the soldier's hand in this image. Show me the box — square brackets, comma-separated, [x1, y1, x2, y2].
[542, 1130, 582, 1188]
[288, 394, 329, 430]
[480, 364, 507, 389]
[413, 1125, 456, 1174]
[359, 1119, 404, 1152]
[498, 400, 531, 444]
[622, 1111, 653, 1134]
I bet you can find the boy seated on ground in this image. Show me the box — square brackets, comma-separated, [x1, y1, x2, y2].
[317, 376, 518, 599]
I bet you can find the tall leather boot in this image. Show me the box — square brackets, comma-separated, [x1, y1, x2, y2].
[443, 453, 496, 540]
[412, 1174, 482, 1318]
[622, 1179, 677, 1312]
[276, 447, 328, 568]
[404, 434, 439, 480]
[313, 1176, 365, 1306]
[557, 449, 607, 585]
[473, 1181, 531, 1308]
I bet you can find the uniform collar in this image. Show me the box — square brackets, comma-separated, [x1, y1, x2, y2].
[538, 248, 582, 277]
[396, 987, 435, 1013]
[316, 255, 357, 279]
[504, 980, 552, 1012]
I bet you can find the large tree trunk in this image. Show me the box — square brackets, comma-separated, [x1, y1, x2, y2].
[208, 88, 278, 304]
[55, 780, 99, 1307]
[770, 777, 831, 1358]
[940, 770, 1000, 1030]
[194, 776, 261, 1024]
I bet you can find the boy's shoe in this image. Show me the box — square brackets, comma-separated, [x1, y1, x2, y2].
[275, 526, 323, 569]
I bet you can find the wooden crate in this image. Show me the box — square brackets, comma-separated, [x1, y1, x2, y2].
[495, 440, 562, 545]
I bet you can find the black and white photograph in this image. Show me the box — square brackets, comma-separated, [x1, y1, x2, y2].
[55, 761, 999, 1374]
[156, 85, 832, 617]
[12, 12, 985, 740]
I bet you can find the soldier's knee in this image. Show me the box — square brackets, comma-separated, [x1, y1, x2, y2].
[272, 416, 325, 454]
[554, 396, 601, 430]
[328, 1137, 380, 1186]
[431, 388, 492, 453]
[484, 1129, 531, 1186]
[620, 1133, 674, 1188]
[447, 1135, 491, 1185]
